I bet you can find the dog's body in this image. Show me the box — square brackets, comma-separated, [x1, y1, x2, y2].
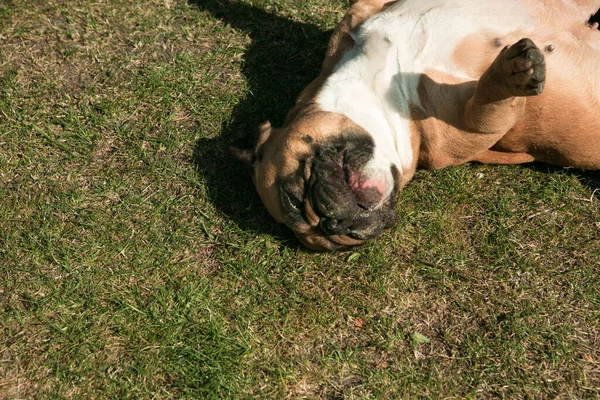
[231, 0, 600, 251]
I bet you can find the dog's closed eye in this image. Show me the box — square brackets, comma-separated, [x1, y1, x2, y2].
[281, 187, 303, 212]
[278, 177, 311, 229]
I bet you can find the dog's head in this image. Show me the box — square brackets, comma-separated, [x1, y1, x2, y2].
[230, 111, 401, 251]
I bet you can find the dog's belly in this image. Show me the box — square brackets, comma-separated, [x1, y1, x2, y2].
[318, 0, 600, 170]
[438, 18, 600, 169]
[497, 27, 600, 169]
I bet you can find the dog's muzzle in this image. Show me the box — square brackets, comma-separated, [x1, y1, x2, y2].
[310, 145, 396, 238]
[281, 137, 398, 251]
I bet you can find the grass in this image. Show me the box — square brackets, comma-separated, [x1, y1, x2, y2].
[0, 0, 599, 398]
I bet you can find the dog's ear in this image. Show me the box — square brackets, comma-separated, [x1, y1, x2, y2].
[229, 121, 273, 167]
[228, 136, 256, 167]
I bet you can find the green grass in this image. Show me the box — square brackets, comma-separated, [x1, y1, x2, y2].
[1, 0, 599, 398]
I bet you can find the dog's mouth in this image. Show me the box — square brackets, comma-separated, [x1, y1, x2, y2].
[278, 135, 399, 251]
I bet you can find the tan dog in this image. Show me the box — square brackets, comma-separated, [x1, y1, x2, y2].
[231, 0, 600, 251]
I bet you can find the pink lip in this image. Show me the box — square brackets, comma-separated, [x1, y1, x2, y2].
[347, 170, 386, 208]
[360, 177, 386, 193]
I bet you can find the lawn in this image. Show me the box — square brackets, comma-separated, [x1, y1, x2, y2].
[1, 0, 599, 398]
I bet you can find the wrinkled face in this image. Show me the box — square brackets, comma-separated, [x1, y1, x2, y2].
[231, 112, 401, 251]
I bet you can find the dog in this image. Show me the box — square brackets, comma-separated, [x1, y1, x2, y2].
[230, 0, 600, 251]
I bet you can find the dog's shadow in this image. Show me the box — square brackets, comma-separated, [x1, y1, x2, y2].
[524, 163, 600, 194]
[190, 0, 331, 239]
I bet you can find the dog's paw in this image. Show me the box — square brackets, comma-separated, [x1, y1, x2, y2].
[493, 38, 546, 97]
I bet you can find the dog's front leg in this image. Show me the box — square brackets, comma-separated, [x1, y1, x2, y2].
[463, 38, 546, 135]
